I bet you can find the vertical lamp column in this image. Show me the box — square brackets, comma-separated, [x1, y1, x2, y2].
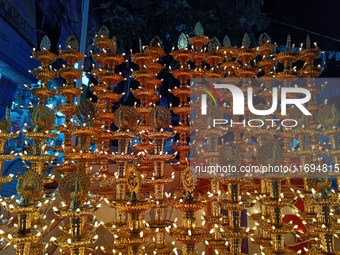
[51, 171, 99, 255]
[114, 166, 154, 255]
[4, 169, 44, 255]
[4, 35, 58, 255]
[103, 106, 138, 255]
[259, 178, 296, 255]
[219, 179, 253, 255]
[170, 167, 208, 255]
[51, 35, 100, 255]
[145, 105, 176, 254]
[54, 35, 84, 176]
[130, 36, 165, 196]
[198, 98, 228, 254]
[91, 27, 125, 175]
[170, 33, 194, 196]
[0, 110, 17, 252]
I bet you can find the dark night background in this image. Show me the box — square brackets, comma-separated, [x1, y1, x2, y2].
[91, 0, 340, 77]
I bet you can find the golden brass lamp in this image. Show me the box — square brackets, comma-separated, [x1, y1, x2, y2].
[144, 106, 176, 255]
[102, 106, 138, 255]
[298, 35, 322, 78]
[2, 108, 56, 255]
[44, 35, 100, 255]
[171, 33, 195, 84]
[1, 36, 61, 255]
[130, 37, 176, 254]
[91, 27, 125, 176]
[130, 37, 164, 178]
[234, 34, 259, 78]
[53, 35, 84, 175]
[170, 33, 193, 202]
[3, 169, 46, 255]
[276, 35, 299, 79]
[89, 28, 126, 228]
[219, 35, 238, 77]
[189, 22, 209, 53]
[257, 33, 276, 78]
[169, 167, 208, 255]
[51, 170, 99, 255]
[0, 109, 17, 252]
[114, 166, 153, 255]
[30, 36, 57, 104]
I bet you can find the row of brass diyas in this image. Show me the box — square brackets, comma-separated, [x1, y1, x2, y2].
[260, 77, 326, 254]
[250, 80, 312, 254]
[56, 23, 338, 255]
[170, 30, 321, 80]
[299, 90, 340, 254]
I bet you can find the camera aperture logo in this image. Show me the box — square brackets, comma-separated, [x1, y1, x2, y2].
[201, 83, 311, 128]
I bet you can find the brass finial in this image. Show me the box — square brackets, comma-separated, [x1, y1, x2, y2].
[98, 26, 110, 39]
[178, 33, 189, 50]
[194, 22, 204, 36]
[65, 35, 80, 50]
[40, 35, 51, 51]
